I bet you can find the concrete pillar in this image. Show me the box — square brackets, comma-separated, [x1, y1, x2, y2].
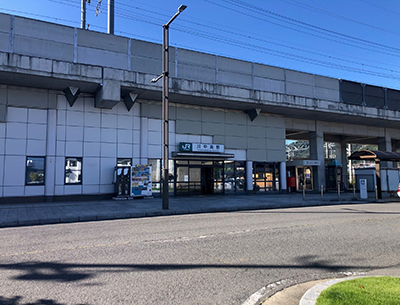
[335, 141, 349, 188]
[246, 161, 253, 194]
[95, 80, 120, 109]
[378, 133, 393, 168]
[309, 126, 325, 191]
[45, 109, 57, 197]
[280, 162, 287, 191]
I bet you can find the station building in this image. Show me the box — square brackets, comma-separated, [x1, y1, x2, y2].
[0, 13, 399, 202]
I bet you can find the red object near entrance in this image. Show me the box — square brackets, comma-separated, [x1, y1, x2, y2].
[287, 176, 296, 188]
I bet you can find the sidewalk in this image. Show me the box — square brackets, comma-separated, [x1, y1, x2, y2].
[0, 191, 398, 228]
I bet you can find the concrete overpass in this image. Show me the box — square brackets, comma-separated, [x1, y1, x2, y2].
[0, 12, 399, 199]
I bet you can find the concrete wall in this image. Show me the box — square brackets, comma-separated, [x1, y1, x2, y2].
[145, 102, 286, 162]
[0, 12, 340, 103]
[0, 86, 143, 197]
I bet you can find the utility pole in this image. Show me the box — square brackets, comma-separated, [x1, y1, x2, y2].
[81, 0, 87, 29]
[108, 0, 114, 34]
[151, 5, 187, 210]
[81, 0, 91, 29]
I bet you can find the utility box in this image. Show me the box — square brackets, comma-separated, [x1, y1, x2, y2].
[381, 169, 400, 192]
[359, 179, 368, 199]
[354, 168, 376, 192]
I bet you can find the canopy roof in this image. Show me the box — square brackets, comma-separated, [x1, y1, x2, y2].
[348, 150, 400, 161]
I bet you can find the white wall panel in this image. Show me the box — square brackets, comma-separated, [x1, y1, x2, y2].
[117, 129, 133, 143]
[25, 185, 45, 196]
[100, 143, 117, 157]
[148, 145, 161, 158]
[56, 126, 66, 141]
[66, 126, 84, 141]
[83, 157, 100, 184]
[54, 185, 64, 195]
[55, 156, 65, 185]
[188, 135, 201, 143]
[6, 122, 27, 138]
[101, 113, 118, 128]
[57, 110, 66, 125]
[3, 186, 24, 197]
[100, 157, 115, 185]
[64, 184, 82, 195]
[5, 139, 26, 155]
[28, 109, 47, 124]
[101, 128, 117, 143]
[84, 112, 101, 127]
[83, 142, 101, 157]
[7, 107, 28, 122]
[65, 141, 83, 156]
[27, 140, 46, 155]
[133, 130, 140, 143]
[117, 115, 132, 129]
[83, 184, 100, 194]
[4, 155, 25, 186]
[0, 155, 4, 185]
[100, 184, 114, 194]
[84, 127, 101, 142]
[148, 118, 162, 131]
[56, 141, 65, 156]
[118, 143, 133, 158]
[148, 131, 161, 145]
[57, 95, 67, 110]
[66, 111, 84, 126]
[0, 138, 4, 155]
[0, 123, 5, 138]
[175, 134, 189, 143]
[27, 124, 47, 140]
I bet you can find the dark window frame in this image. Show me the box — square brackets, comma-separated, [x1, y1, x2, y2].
[25, 156, 46, 186]
[65, 157, 83, 185]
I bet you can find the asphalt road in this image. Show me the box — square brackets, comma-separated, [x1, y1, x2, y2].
[0, 202, 400, 305]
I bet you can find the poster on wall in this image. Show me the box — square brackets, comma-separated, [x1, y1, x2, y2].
[131, 165, 152, 197]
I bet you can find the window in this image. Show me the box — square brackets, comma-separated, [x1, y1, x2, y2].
[26, 157, 45, 185]
[253, 162, 280, 193]
[117, 158, 132, 166]
[148, 159, 174, 195]
[65, 157, 82, 184]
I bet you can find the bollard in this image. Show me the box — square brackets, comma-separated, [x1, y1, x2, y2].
[375, 185, 378, 200]
[321, 185, 324, 199]
[338, 184, 340, 199]
[353, 183, 356, 199]
[303, 184, 306, 200]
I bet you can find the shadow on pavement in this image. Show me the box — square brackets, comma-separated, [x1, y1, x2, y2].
[0, 255, 381, 284]
[0, 296, 87, 305]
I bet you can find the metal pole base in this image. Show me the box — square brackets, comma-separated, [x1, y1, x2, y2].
[162, 168, 169, 210]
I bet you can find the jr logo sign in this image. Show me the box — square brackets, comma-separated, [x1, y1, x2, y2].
[179, 142, 192, 152]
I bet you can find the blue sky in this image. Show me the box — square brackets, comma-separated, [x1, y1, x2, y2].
[2, 0, 400, 89]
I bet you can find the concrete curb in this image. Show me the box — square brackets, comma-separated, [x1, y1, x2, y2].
[0, 198, 397, 229]
[300, 275, 400, 305]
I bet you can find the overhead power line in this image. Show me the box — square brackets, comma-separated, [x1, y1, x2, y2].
[3, 0, 400, 83]
[211, 0, 400, 55]
[280, 0, 400, 36]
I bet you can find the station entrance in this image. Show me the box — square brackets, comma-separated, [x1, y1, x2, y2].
[149, 158, 246, 196]
[175, 160, 224, 195]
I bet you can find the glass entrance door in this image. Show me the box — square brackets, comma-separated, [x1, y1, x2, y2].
[174, 160, 224, 196]
[296, 166, 313, 190]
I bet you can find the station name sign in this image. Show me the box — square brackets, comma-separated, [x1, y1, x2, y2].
[179, 142, 225, 153]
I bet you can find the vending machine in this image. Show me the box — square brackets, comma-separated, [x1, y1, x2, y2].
[114, 166, 131, 197]
[131, 165, 152, 197]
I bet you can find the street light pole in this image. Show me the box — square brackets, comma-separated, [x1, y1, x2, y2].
[152, 5, 187, 210]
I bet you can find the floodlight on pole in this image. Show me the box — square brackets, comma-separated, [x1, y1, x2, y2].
[150, 5, 187, 210]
